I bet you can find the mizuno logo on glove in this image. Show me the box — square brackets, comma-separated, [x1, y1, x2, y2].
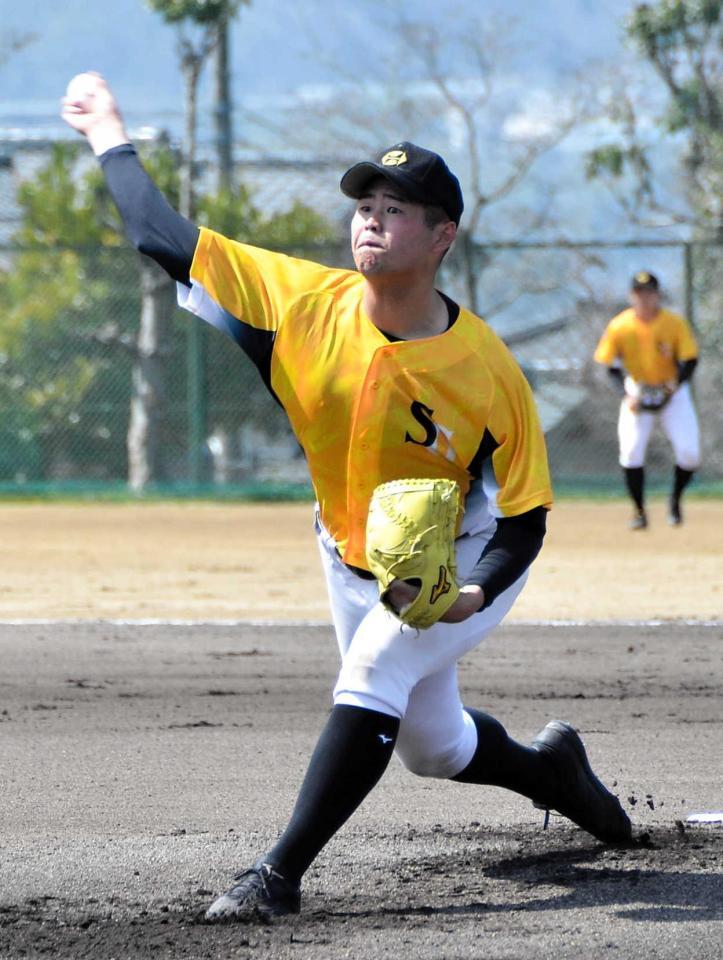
[430, 565, 452, 604]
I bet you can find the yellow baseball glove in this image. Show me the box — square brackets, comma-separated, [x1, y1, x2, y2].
[365, 478, 461, 629]
[638, 383, 674, 411]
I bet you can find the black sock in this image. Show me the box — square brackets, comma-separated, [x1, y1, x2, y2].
[451, 709, 555, 802]
[623, 466, 645, 512]
[671, 466, 694, 507]
[265, 704, 400, 883]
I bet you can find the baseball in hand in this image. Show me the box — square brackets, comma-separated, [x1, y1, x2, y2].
[65, 73, 98, 106]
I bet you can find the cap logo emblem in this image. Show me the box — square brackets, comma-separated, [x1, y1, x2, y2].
[381, 150, 407, 166]
[635, 272, 651, 283]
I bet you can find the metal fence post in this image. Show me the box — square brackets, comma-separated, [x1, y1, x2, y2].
[187, 320, 207, 487]
[683, 242, 695, 328]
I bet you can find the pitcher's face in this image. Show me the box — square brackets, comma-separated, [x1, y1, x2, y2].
[351, 179, 452, 277]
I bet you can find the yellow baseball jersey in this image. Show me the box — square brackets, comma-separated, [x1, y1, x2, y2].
[594, 308, 698, 385]
[182, 228, 552, 568]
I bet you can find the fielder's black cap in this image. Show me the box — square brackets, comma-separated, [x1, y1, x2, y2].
[631, 270, 659, 291]
[340, 141, 464, 226]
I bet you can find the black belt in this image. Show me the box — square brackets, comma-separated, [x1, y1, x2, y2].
[345, 563, 376, 581]
[336, 548, 376, 580]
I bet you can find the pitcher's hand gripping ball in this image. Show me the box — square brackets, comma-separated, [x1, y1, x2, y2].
[64, 73, 99, 107]
[366, 478, 461, 629]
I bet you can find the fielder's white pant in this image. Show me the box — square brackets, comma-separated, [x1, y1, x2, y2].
[315, 514, 527, 780]
[618, 382, 701, 470]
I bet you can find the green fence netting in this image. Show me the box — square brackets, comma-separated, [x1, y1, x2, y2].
[0, 238, 720, 498]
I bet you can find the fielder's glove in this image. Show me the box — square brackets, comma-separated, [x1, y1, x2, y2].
[365, 478, 461, 629]
[638, 383, 674, 411]
[625, 376, 675, 412]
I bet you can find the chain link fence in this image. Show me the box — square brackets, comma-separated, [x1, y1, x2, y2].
[0, 233, 720, 497]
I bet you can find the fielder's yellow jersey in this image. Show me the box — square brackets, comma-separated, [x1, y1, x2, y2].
[594, 308, 698, 386]
[181, 228, 552, 568]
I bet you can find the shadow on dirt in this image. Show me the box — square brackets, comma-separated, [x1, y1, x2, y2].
[326, 825, 722, 924]
[1, 827, 720, 959]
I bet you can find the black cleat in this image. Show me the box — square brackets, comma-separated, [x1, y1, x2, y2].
[629, 509, 648, 530]
[531, 720, 632, 844]
[205, 860, 301, 921]
[668, 501, 682, 526]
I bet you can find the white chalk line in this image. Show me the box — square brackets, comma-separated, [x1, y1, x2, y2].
[0, 618, 721, 628]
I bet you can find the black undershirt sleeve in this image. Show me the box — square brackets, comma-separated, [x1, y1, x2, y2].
[607, 366, 625, 393]
[608, 359, 697, 389]
[463, 506, 547, 609]
[677, 358, 697, 384]
[99, 143, 199, 285]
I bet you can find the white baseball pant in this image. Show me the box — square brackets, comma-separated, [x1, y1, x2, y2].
[618, 382, 701, 470]
[315, 513, 528, 780]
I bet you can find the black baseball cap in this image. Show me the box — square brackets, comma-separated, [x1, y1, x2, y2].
[631, 271, 659, 291]
[340, 141, 464, 226]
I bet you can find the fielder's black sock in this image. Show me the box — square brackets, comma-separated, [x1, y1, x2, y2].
[671, 466, 694, 509]
[265, 704, 399, 884]
[623, 466, 645, 513]
[451, 709, 556, 802]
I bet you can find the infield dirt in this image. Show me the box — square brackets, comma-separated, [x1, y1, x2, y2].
[1, 500, 721, 959]
[1, 498, 721, 621]
[1, 621, 721, 960]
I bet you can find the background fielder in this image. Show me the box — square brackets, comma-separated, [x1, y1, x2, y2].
[62, 72, 632, 923]
[594, 271, 700, 529]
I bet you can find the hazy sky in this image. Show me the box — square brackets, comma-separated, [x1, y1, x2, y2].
[2, 0, 676, 250]
[0, 2, 694, 332]
[3, 0, 639, 116]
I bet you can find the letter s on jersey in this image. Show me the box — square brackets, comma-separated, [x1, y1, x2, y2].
[404, 401, 437, 447]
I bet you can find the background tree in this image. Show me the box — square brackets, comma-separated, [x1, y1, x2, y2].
[0, 144, 183, 489]
[586, 0, 722, 236]
[146, 0, 248, 217]
[124, 145, 181, 491]
[283, 2, 595, 322]
[213, 2, 247, 192]
[146, 1, 250, 482]
[0, 145, 137, 483]
[393, 13, 589, 316]
[0, 144, 336, 489]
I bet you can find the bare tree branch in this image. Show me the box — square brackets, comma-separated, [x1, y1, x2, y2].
[481, 278, 563, 321]
[487, 119, 577, 206]
[0, 30, 36, 67]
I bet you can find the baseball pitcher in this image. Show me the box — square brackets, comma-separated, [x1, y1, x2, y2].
[62, 72, 632, 922]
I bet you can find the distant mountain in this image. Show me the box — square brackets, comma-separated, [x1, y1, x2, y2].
[2, 0, 689, 252]
[3, 0, 635, 128]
